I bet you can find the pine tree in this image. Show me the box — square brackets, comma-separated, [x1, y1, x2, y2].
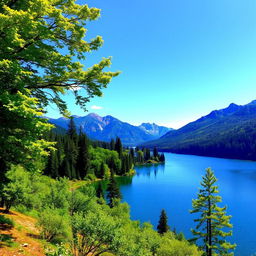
[190, 168, 236, 256]
[96, 183, 104, 198]
[65, 138, 78, 179]
[76, 132, 90, 179]
[129, 148, 135, 163]
[99, 162, 106, 179]
[114, 137, 123, 157]
[61, 157, 71, 178]
[153, 147, 159, 159]
[159, 153, 165, 162]
[157, 209, 169, 234]
[145, 148, 151, 161]
[106, 172, 122, 208]
[67, 116, 77, 141]
[44, 150, 59, 178]
[110, 139, 115, 151]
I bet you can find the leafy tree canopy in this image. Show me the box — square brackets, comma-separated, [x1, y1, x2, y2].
[0, 0, 118, 176]
[0, 0, 119, 115]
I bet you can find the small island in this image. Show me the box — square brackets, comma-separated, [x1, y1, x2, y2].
[133, 146, 165, 166]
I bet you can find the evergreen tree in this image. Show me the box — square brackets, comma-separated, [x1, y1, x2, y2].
[157, 209, 169, 234]
[67, 117, 77, 141]
[153, 147, 159, 159]
[129, 148, 135, 163]
[61, 157, 71, 178]
[159, 153, 165, 162]
[190, 168, 236, 256]
[99, 162, 106, 179]
[115, 137, 123, 157]
[106, 172, 122, 208]
[64, 138, 78, 179]
[145, 148, 151, 161]
[96, 183, 104, 198]
[110, 139, 115, 151]
[76, 133, 90, 179]
[45, 150, 59, 178]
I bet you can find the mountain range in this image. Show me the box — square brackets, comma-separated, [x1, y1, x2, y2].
[141, 100, 256, 160]
[48, 113, 172, 146]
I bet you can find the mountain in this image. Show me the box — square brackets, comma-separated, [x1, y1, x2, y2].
[138, 123, 172, 137]
[48, 113, 171, 146]
[141, 100, 256, 160]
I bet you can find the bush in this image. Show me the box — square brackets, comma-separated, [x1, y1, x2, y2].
[37, 208, 71, 243]
[45, 243, 72, 256]
[157, 233, 202, 256]
[85, 173, 96, 181]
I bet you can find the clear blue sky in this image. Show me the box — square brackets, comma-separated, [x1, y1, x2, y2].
[46, 0, 256, 128]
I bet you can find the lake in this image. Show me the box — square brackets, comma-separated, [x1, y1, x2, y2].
[118, 153, 256, 256]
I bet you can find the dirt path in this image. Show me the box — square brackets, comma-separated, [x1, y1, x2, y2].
[0, 209, 45, 256]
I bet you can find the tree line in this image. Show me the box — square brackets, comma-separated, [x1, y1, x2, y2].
[44, 118, 165, 180]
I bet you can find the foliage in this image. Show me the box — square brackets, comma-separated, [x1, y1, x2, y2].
[37, 208, 71, 242]
[106, 173, 122, 208]
[190, 168, 236, 256]
[0, 215, 14, 227]
[157, 232, 202, 256]
[2, 165, 31, 211]
[0, 90, 54, 175]
[45, 243, 72, 256]
[0, 0, 119, 115]
[2, 166, 200, 256]
[157, 209, 169, 235]
[72, 209, 122, 256]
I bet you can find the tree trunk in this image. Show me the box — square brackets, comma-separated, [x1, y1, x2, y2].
[208, 198, 212, 256]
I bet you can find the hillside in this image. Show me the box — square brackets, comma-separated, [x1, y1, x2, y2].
[0, 209, 45, 256]
[48, 113, 171, 146]
[142, 100, 256, 160]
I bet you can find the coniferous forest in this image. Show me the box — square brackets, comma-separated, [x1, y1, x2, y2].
[44, 118, 165, 180]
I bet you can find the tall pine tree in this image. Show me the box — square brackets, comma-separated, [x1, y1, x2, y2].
[190, 168, 236, 256]
[157, 209, 169, 234]
[114, 137, 123, 157]
[67, 117, 77, 142]
[76, 132, 90, 179]
[106, 172, 122, 208]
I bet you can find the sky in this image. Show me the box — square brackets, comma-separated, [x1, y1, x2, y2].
[46, 0, 256, 129]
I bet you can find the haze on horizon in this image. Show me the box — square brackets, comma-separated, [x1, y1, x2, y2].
[46, 0, 256, 129]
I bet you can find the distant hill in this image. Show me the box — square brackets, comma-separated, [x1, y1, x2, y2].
[141, 100, 256, 160]
[47, 113, 171, 146]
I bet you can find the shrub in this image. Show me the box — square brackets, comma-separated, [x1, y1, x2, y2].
[37, 208, 71, 242]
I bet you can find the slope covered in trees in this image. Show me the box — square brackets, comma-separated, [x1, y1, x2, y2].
[142, 101, 256, 160]
[44, 119, 165, 180]
[1, 166, 202, 256]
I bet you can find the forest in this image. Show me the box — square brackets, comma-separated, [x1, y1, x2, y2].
[0, 0, 235, 255]
[44, 118, 165, 180]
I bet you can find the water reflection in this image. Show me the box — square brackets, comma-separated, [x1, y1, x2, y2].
[119, 153, 256, 256]
[135, 163, 165, 178]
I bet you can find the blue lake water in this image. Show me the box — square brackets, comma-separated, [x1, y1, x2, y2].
[118, 153, 256, 256]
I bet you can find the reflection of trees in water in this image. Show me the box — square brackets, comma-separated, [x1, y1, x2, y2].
[116, 176, 133, 186]
[93, 176, 133, 191]
[135, 163, 165, 178]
